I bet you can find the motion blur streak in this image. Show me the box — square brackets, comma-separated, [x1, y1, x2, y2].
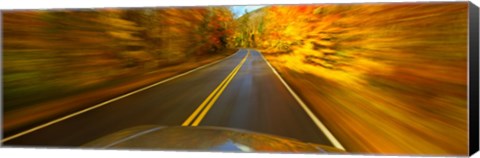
[236, 2, 467, 155]
[3, 8, 235, 111]
[2, 2, 470, 156]
[3, 7, 236, 133]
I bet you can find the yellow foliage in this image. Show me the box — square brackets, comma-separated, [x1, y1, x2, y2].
[255, 2, 468, 155]
[107, 31, 141, 40]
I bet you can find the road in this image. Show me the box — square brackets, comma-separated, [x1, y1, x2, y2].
[3, 49, 342, 149]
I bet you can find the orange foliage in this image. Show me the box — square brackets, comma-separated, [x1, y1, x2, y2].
[254, 2, 468, 155]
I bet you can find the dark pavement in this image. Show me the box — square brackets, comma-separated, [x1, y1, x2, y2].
[3, 49, 335, 148]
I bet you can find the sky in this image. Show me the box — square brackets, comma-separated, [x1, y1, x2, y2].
[230, 5, 265, 18]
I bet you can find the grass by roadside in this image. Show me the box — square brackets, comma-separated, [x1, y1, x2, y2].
[262, 52, 467, 155]
[3, 49, 237, 136]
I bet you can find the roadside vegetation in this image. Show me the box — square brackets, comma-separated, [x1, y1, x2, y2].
[234, 3, 468, 155]
[3, 7, 236, 133]
[3, 3, 469, 155]
[4, 8, 235, 110]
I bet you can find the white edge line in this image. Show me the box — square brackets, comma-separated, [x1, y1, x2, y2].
[256, 50, 346, 151]
[2, 50, 240, 143]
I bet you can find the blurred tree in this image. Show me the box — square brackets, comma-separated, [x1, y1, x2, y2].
[3, 7, 235, 110]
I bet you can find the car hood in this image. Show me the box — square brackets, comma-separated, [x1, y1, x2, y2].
[83, 126, 345, 153]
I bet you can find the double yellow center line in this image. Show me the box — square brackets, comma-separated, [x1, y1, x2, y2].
[182, 51, 250, 126]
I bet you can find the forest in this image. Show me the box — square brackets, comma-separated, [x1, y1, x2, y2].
[4, 7, 236, 110]
[3, 3, 469, 155]
[237, 3, 468, 155]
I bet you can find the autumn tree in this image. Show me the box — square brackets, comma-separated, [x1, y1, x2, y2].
[3, 7, 235, 110]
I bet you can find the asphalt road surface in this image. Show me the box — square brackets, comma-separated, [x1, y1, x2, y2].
[3, 49, 341, 149]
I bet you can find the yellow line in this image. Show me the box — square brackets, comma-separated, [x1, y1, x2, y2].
[191, 53, 249, 126]
[182, 50, 249, 126]
[2, 50, 242, 143]
[181, 65, 237, 126]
